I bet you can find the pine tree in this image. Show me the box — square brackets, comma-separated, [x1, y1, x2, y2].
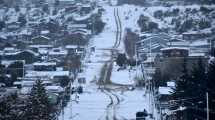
[172, 57, 191, 99]
[172, 58, 213, 119]
[0, 94, 20, 120]
[152, 67, 163, 88]
[187, 58, 207, 119]
[207, 58, 215, 93]
[206, 58, 215, 119]
[116, 53, 127, 67]
[190, 58, 206, 97]
[24, 80, 57, 120]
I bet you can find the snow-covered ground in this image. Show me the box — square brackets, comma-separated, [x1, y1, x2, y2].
[116, 90, 150, 119]
[59, 86, 110, 120]
[59, 3, 118, 120]
[111, 62, 143, 85]
[58, 2, 153, 120]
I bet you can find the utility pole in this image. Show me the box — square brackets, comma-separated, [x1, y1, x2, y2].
[149, 37, 154, 119]
[206, 92, 209, 120]
[61, 98, 64, 120]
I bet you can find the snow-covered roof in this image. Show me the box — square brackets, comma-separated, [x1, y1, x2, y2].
[158, 87, 173, 95]
[26, 71, 70, 78]
[59, 0, 74, 2]
[46, 86, 64, 93]
[41, 30, 50, 34]
[0, 35, 7, 40]
[23, 50, 39, 56]
[82, 4, 91, 7]
[183, 30, 212, 35]
[20, 77, 51, 81]
[167, 41, 189, 46]
[33, 62, 57, 66]
[20, 87, 31, 95]
[38, 49, 48, 55]
[14, 81, 22, 85]
[3, 50, 39, 56]
[48, 50, 68, 55]
[71, 29, 92, 35]
[143, 57, 155, 63]
[65, 45, 78, 49]
[1, 60, 25, 67]
[56, 67, 64, 71]
[1, 60, 16, 67]
[68, 24, 87, 28]
[161, 47, 189, 51]
[189, 53, 205, 57]
[4, 47, 15, 51]
[77, 45, 85, 48]
[19, 29, 32, 35]
[29, 45, 53, 48]
[190, 40, 209, 47]
[167, 82, 175, 88]
[32, 35, 50, 40]
[21, 81, 35, 87]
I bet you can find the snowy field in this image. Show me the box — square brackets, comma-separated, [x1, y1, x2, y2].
[111, 62, 143, 85]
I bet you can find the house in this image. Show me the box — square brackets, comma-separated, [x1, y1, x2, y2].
[210, 36, 215, 48]
[3, 47, 17, 54]
[40, 30, 50, 35]
[19, 78, 64, 105]
[190, 40, 210, 55]
[33, 62, 57, 71]
[136, 33, 170, 60]
[167, 41, 189, 48]
[1, 50, 39, 64]
[143, 56, 156, 67]
[155, 50, 209, 80]
[65, 45, 78, 54]
[26, 71, 70, 80]
[161, 47, 189, 58]
[62, 33, 88, 46]
[58, 0, 75, 7]
[29, 45, 53, 53]
[70, 29, 91, 36]
[46, 86, 64, 94]
[182, 31, 212, 41]
[31, 36, 51, 45]
[210, 36, 215, 55]
[76, 46, 86, 58]
[156, 86, 173, 115]
[0, 36, 9, 49]
[167, 81, 175, 88]
[1, 60, 24, 77]
[80, 5, 92, 15]
[48, 48, 68, 59]
[7, 22, 20, 31]
[18, 29, 32, 42]
[67, 24, 87, 30]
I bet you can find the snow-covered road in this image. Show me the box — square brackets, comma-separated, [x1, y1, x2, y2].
[59, 2, 152, 120]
